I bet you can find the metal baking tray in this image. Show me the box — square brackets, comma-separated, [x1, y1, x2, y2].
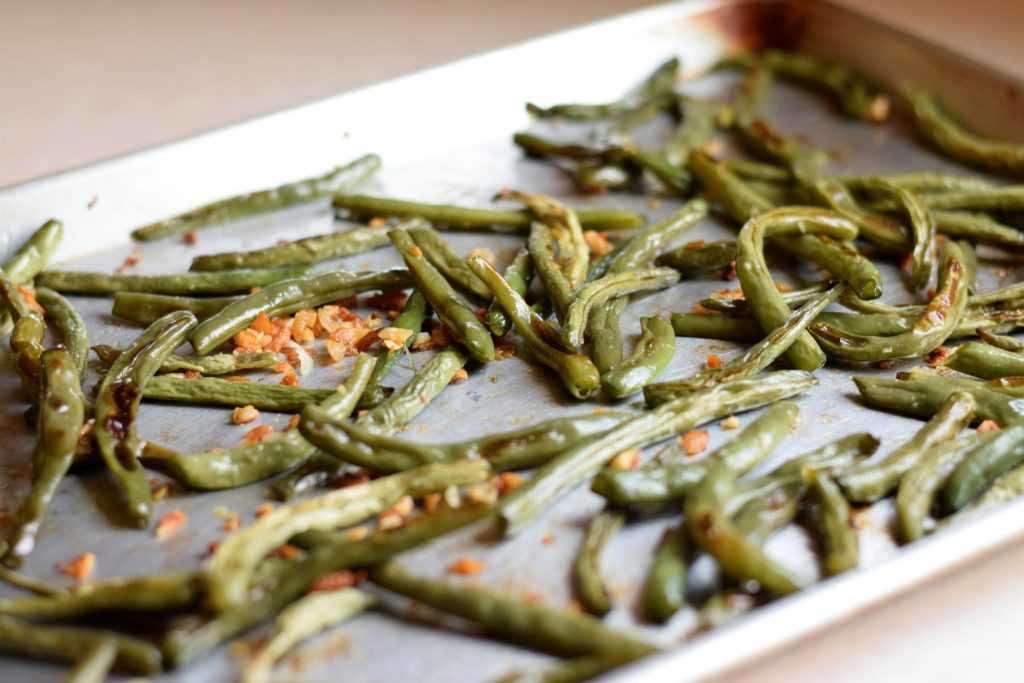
[2, 1, 1024, 681]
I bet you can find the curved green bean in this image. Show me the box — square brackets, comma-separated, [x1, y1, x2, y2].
[943, 422, 1024, 511]
[35, 288, 88, 380]
[802, 468, 858, 576]
[853, 374, 1024, 425]
[0, 277, 45, 398]
[562, 268, 679, 350]
[95, 310, 197, 527]
[573, 510, 624, 617]
[485, 248, 533, 337]
[356, 348, 467, 434]
[358, 290, 429, 409]
[0, 219, 63, 333]
[132, 154, 381, 241]
[602, 315, 676, 399]
[468, 255, 600, 399]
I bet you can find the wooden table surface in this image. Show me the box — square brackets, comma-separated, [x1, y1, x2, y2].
[3, 1, 1023, 681]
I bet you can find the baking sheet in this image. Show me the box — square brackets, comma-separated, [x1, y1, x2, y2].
[2, 1, 1024, 681]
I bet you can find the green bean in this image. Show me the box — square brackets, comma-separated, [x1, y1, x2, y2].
[656, 240, 736, 277]
[513, 132, 610, 160]
[206, 459, 490, 610]
[190, 218, 425, 271]
[495, 656, 629, 683]
[34, 288, 88, 380]
[839, 390, 974, 502]
[562, 268, 679, 351]
[371, 563, 657, 659]
[357, 348, 466, 433]
[723, 158, 792, 182]
[573, 510, 624, 617]
[641, 523, 689, 623]
[670, 313, 760, 340]
[95, 310, 196, 527]
[865, 188, 1024, 213]
[942, 341, 1024, 379]
[754, 50, 890, 122]
[111, 291, 238, 324]
[695, 592, 760, 633]
[950, 461, 1024, 522]
[93, 344, 282, 376]
[267, 451, 348, 501]
[943, 422, 1024, 511]
[734, 480, 803, 543]
[801, 468, 857, 576]
[842, 172, 994, 194]
[165, 505, 488, 666]
[333, 194, 644, 232]
[856, 178, 937, 290]
[0, 564, 63, 596]
[588, 298, 627, 374]
[408, 226, 491, 299]
[896, 432, 986, 542]
[389, 229, 493, 363]
[856, 374, 1024, 426]
[902, 89, 1024, 175]
[527, 222, 576, 321]
[468, 256, 600, 399]
[485, 248, 533, 337]
[686, 462, 804, 596]
[594, 429, 875, 508]
[812, 240, 968, 361]
[609, 200, 710, 272]
[0, 615, 161, 674]
[359, 290, 429, 408]
[0, 277, 46, 398]
[303, 408, 629, 473]
[189, 268, 410, 354]
[506, 192, 589, 288]
[931, 211, 1024, 250]
[592, 402, 801, 506]
[0, 219, 63, 333]
[4, 350, 85, 566]
[701, 282, 829, 315]
[500, 371, 815, 535]
[242, 588, 375, 683]
[776, 231, 882, 298]
[132, 154, 380, 241]
[646, 285, 841, 404]
[36, 266, 311, 296]
[978, 328, 1024, 353]
[602, 315, 676, 399]
[0, 572, 201, 620]
[525, 56, 678, 122]
[64, 637, 117, 683]
[731, 61, 773, 127]
[143, 376, 332, 411]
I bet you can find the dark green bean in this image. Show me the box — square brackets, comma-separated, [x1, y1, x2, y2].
[390, 229, 493, 363]
[589, 298, 627, 374]
[267, 451, 349, 501]
[812, 240, 968, 361]
[95, 310, 196, 527]
[0, 277, 45, 398]
[641, 523, 689, 623]
[359, 290, 429, 409]
[408, 226, 491, 299]
[190, 218, 425, 271]
[943, 422, 1024, 511]
[979, 328, 1024, 353]
[840, 390, 974, 502]
[189, 268, 411, 354]
[485, 248, 533, 337]
[500, 371, 815, 535]
[842, 172, 993, 194]
[371, 563, 657, 659]
[64, 637, 117, 683]
[853, 374, 1024, 426]
[573, 510, 624, 617]
[333, 194, 644, 232]
[902, 89, 1024, 175]
[4, 350, 85, 566]
[943, 341, 1024, 379]
[0, 616, 161, 674]
[35, 288, 88, 380]
[132, 154, 381, 241]
[0, 219, 63, 333]
[0, 572, 201, 620]
[36, 266, 310, 296]
[468, 256, 600, 399]
[527, 223, 575, 320]
[602, 316, 676, 399]
[111, 291, 239, 325]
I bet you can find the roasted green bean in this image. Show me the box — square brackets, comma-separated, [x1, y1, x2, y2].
[64, 637, 117, 683]
[359, 290, 429, 408]
[93, 345, 282, 376]
[0, 572, 201, 620]
[356, 348, 467, 433]
[602, 315, 676, 399]
[132, 154, 381, 241]
[0, 219, 63, 333]
[111, 291, 238, 325]
[641, 523, 689, 623]
[562, 268, 679, 350]
[468, 256, 600, 399]
[802, 468, 858, 576]
[656, 240, 736, 278]
[95, 310, 196, 527]
[484, 248, 532, 337]
[4, 350, 85, 566]
[943, 422, 1024, 511]
[143, 376, 332, 412]
[37, 266, 310, 296]
[573, 510, 623, 617]
[0, 616, 161, 674]
[589, 298, 627, 375]
[942, 341, 1024, 379]
[35, 288, 88, 380]
[333, 195, 644, 232]
[408, 225, 492, 299]
[853, 374, 1024, 425]
[0, 277, 45, 398]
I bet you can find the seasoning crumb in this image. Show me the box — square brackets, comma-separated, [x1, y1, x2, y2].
[309, 570, 364, 593]
[924, 346, 952, 367]
[255, 503, 275, 518]
[609, 448, 641, 471]
[232, 404, 260, 425]
[721, 415, 741, 430]
[679, 429, 710, 456]
[542, 533, 555, 546]
[183, 230, 198, 245]
[344, 526, 369, 541]
[977, 419, 1001, 433]
[450, 368, 469, 384]
[286, 414, 301, 430]
[497, 472, 523, 494]
[155, 509, 187, 540]
[243, 424, 275, 445]
[583, 231, 613, 257]
[423, 493, 442, 514]
[409, 245, 423, 258]
[379, 326, 413, 351]
[706, 355, 723, 369]
[59, 552, 95, 582]
[448, 556, 485, 576]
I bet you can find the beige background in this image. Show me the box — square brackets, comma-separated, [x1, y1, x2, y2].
[3, 1, 1024, 681]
